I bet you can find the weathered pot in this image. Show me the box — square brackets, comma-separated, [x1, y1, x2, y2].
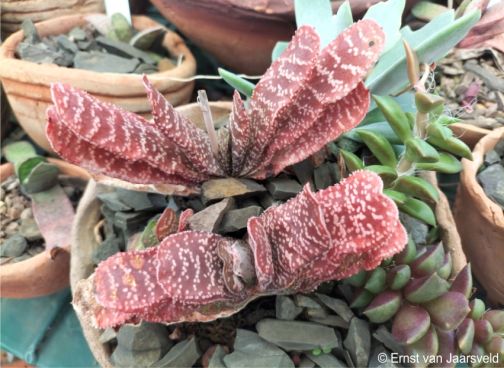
[69, 102, 465, 365]
[150, 0, 419, 75]
[0, 14, 197, 152]
[0, 0, 104, 38]
[454, 127, 504, 304]
[0, 158, 91, 299]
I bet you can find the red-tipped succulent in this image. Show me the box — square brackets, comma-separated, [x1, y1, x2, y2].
[73, 171, 407, 328]
[46, 20, 384, 193]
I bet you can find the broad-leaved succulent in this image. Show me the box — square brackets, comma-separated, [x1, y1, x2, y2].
[74, 171, 407, 328]
[46, 21, 384, 193]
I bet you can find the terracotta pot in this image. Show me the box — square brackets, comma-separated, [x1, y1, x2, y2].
[0, 14, 197, 152]
[0, 158, 91, 299]
[0, 0, 104, 38]
[454, 127, 504, 304]
[450, 122, 492, 150]
[69, 103, 464, 364]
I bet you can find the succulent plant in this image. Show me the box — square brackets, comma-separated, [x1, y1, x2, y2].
[73, 170, 407, 329]
[345, 239, 504, 367]
[47, 20, 384, 195]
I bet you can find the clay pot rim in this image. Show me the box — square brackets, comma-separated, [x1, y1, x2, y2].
[0, 14, 197, 95]
[460, 126, 504, 226]
[0, 158, 91, 299]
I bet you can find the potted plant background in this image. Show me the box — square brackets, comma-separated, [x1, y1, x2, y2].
[0, 13, 196, 152]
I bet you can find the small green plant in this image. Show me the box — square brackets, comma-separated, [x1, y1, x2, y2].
[345, 238, 504, 367]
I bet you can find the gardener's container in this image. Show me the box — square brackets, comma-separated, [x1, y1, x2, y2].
[450, 122, 492, 150]
[0, 0, 104, 38]
[454, 127, 504, 304]
[0, 14, 196, 152]
[68, 101, 467, 366]
[0, 158, 91, 299]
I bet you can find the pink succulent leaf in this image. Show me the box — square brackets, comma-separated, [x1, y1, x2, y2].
[156, 232, 235, 304]
[216, 127, 232, 174]
[247, 185, 331, 290]
[248, 19, 384, 177]
[94, 246, 163, 312]
[142, 76, 224, 176]
[48, 83, 207, 184]
[82, 171, 406, 328]
[47, 108, 194, 186]
[218, 240, 256, 295]
[229, 91, 251, 175]
[309, 19, 385, 104]
[241, 26, 321, 174]
[300, 170, 407, 289]
[177, 209, 194, 232]
[254, 82, 370, 178]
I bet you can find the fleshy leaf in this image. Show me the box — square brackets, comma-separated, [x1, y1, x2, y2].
[81, 171, 406, 328]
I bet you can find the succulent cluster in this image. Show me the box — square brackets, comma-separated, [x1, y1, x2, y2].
[73, 170, 407, 329]
[345, 239, 504, 367]
[46, 20, 384, 194]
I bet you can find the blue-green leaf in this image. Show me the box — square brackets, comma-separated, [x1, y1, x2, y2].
[272, 41, 288, 61]
[364, 0, 405, 53]
[333, 1, 353, 36]
[366, 9, 481, 95]
[218, 68, 255, 98]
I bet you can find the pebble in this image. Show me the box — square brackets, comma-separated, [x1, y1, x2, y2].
[399, 212, 428, 244]
[19, 218, 42, 241]
[315, 294, 354, 323]
[219, 206, 262, 233]
[256, 319, 340, 351]
[276, 296, 303, 321]
[343, 317, 371, 368]
[99, 328, 117, 344]
[478, 163, 504, 208]
[7, 206, 22, 220]
[207, 345, 227, 368]
[484, 150, 501, 166]
[291, 159, 315, 185]
[0, 235, 28, 257]
[306, 352, 346, 368]
[266, 178, 302, 200]
[201, 178, 266, 205]
[0, 187, 5, 201]
[5, 222, 19, 235]
[92, 236, 122, 265]
[188, 198, 235, 232]
[152, 337, 200, 368]
[74, 51, 140, 73]
[223, 329, 294, 368]
[112, 346, 164, 368]
[20, 207, 33, 220]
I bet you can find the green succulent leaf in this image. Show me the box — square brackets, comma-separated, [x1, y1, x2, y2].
[392, 175, 440, 203]
[412, 1, 449, 22]
[364, 267, 387, 294]
[388, 264, 412, 290]
[405, 137, 440, 163]
[218, 68, 255, 98]
[365, 165, 397, 186]
[357, 131, 397, 167]
[427, 135, 473, 160]
[469, 299, 486, 320]
[394, 236, 417, 265]
[372, 95, 412, 142]
[404, 272, 450, 303]
[140, 215, 161, 249]
[3, 141, 38, 172]
[398, 196, 437, 226]
[340, 149, 364, 172]
[294, 0, 339, 47]
[410, 242, 444, 276]
[345, 270, 367, 287]
[364, 291, 402, 323]
[416, 152, 462, 173]
[20, 160, 59, 194]
[384, 189, 408, 205]
[366, 9, 481, 95]
[350, 288, 374, 308]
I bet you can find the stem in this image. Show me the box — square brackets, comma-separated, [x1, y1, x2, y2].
[414, 63, 430, 93]
[415, 112, 429, 139]
[197, 90, 219, 157]
[397, 157, 415, 177]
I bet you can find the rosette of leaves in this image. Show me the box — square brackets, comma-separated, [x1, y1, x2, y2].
[345, 239, 504, 367]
